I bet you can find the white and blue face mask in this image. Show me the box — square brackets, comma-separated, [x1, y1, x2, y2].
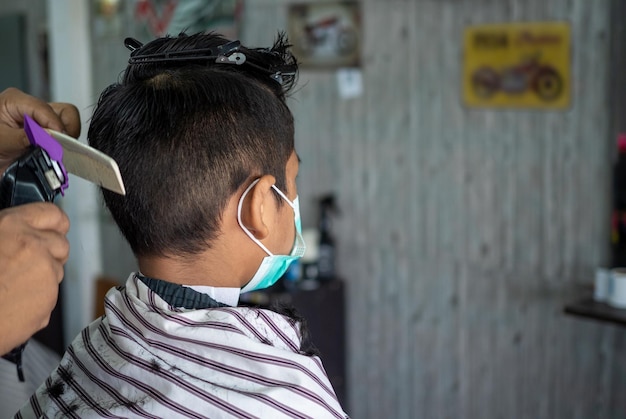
[237, 179, 306, 293]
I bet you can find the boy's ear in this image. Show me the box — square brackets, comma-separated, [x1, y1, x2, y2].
[240, 175, 276, 240]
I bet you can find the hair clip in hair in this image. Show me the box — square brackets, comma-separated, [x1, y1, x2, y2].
[270, 73, 284, 84]
[269, 65, 297, 86]
[216, 52, 246, 65]
[124, 37, 144, 52]
[215, 40, 246, 66]
[122, 37, 295, 87]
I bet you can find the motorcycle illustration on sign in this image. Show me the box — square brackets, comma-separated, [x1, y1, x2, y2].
[471, 52, 563, 101]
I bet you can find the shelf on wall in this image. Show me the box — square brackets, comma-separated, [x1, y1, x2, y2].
[564, 297, 626, 327]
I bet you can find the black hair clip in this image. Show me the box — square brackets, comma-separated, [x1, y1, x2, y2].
[124, 37, 143, 52]
[268, 65, 297, 85]
[123, 37, 295, 86]
[125, 38, 246, 67]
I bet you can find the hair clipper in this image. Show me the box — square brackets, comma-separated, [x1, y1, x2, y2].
[0, 117, 68, 382]
[0, 147, 67, 209]
[0, 115, 125, 381]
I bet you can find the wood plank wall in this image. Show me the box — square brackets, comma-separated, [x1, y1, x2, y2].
[92, 0, 625, 417]
[244, 1, 621, 418]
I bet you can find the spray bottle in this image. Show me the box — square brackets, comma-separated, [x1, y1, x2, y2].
[317, 194, 338, 281]
[613, 134, 626, 266]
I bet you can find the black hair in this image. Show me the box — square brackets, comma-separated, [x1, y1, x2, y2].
[88, 32, 299, 258]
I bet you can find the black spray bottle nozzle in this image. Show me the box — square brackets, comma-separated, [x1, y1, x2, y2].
[317, 194, 339, 236]
[318, 194, 339, 215]
[317, 194, 339, 280]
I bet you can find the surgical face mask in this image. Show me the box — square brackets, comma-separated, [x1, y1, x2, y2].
[237, 179, 306, 293]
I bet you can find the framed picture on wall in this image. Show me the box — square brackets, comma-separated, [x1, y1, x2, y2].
[463, 21, 571, 109]
[287, 1, 361, 68]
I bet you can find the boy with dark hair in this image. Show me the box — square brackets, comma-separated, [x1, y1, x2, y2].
[17, 32, 348, 418]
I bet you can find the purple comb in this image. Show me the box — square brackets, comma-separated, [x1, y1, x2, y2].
[23, 114, 69, 195]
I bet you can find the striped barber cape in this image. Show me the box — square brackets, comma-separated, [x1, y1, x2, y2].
[16, 274, 349, 418]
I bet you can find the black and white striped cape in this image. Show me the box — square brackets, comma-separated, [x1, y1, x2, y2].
[16, 274, 349, 418]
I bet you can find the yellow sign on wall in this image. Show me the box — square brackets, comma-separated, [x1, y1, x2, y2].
[463, 22, 571, 109]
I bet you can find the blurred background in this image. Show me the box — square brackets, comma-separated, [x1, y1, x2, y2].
[1, 0, 625, 418]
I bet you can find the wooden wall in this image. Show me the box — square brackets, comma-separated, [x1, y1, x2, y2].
[92, 0, 626, 417]
[244, 0, 624, 418]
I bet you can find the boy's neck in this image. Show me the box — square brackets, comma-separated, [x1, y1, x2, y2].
[136, 201, 265, 289]
[137, 253, 242, 288]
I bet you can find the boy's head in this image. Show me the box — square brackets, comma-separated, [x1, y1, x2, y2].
[88, 32, 299, 261]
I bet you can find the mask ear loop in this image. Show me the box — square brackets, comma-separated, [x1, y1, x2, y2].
[237, 179, 273, 256]
[237, 179, 299, 256]
[270, 184, 296, 210]
[270, 185, 306, 257]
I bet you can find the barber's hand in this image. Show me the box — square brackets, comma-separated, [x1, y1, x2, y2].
[0, 203, 70, 355]
[0, 87, 81, 173]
